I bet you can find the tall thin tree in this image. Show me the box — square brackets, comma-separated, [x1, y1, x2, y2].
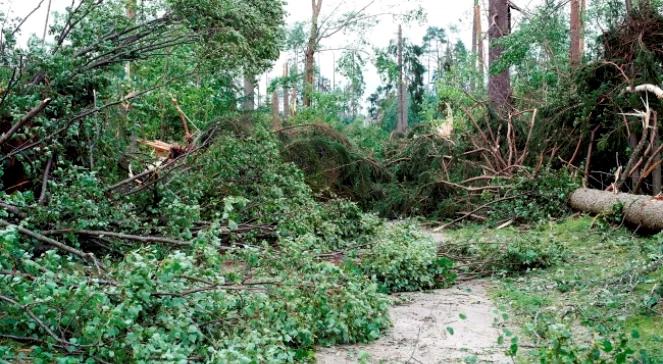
[396, 24, 408, 133]
[282, 63, 290, 121]
[473, 0, 485, 86]
[243, 73, 256, 111]
[304, 0, 323, 107]
[488, 0, 511, 113]
[570, 0, 583, 67]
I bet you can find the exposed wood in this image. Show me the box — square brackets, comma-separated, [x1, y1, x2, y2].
[171, 98, 193, 142]
[615, 107, 652, 191]
[570, 188, 663, 230]
[625, 84, 663, 99]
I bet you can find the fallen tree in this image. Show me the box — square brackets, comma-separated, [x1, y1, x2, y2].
[569, 188, 663, 230]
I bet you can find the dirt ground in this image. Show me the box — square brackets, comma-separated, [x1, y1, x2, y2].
[316, 229, 510, 364]
[316, 279, 510, 364]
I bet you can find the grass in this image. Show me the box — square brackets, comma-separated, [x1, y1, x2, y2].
[447, 216, 663, 361]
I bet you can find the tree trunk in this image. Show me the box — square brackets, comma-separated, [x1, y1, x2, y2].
[304, 0, 323, 108]
[396, 25, 408, 134]
[125, 0, 136, 80]
[473, 0, 485, 86]
[488, 0, 512, 113]
[477, 2, 485, 85]
[629, 130, 641, 187]
[626, 0, 633, 14]
[570, 188, 663, 230]
[243, 73, 255, 111]
[290, 85, 297, 116]
[579, 0, 586, 54]
[271, 91, 280, 129]
[282, 63, 289, 121]
[570, 0, 583, 67]
[472, 2, 478, 56]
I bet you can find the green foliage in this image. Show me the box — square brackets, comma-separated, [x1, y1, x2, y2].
[1, 117, 462, 362]
[476, 217, 663, 362]
[535, 325, 644, 364]
[493, 0, 570, 105]
[360, 222, 455, 293]
[444, 224, 567, 277]
[483, 168, 580, 224]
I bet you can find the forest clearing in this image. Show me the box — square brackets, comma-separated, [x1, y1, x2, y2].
[1, 0, 663, 363]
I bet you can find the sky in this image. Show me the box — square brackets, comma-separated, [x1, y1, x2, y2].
[4, 0, 546, 106]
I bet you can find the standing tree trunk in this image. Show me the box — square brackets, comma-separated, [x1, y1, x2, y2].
[570, 0, 583, 67]
[626, 0, 633, 14]
[290, 85, 297, 116]
[473, 0, 485, 88]
[125, 0, 136, 80]
[243, 73, 255, 111]
[396, 24, 408, 134]
[282, 63, 290, 121]
[271, 91, 281, 130]
[304, 0, 323, 108]
[488, 0, 512, 113]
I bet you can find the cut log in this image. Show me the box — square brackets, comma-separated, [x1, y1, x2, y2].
[569, 188, 663, 230]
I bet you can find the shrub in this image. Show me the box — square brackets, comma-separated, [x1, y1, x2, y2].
[442, 225, 567, 276]
[484, 168, 580, 224]
[360, 222, 456, 293]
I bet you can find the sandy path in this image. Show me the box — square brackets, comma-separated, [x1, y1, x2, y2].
[316, 230, 510, 364]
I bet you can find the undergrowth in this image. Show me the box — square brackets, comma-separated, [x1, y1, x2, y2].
[463, 217, 663, 362]
[0, 121, 454, 363]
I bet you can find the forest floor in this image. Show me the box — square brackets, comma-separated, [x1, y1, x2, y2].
[317, 217, 663, 363]
[316, 231, 510, 364]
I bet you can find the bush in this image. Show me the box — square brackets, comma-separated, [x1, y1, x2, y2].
[442, 225, 567, 276]
[359, 222, 456, 293]
[484, 168, 580, 224]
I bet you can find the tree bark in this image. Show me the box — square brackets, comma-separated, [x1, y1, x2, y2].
[488, 0, 512, 113]
[474, 0, 486, 88]
[271, 91, 281, 130]
[570, 188, 663, 230]
[304, 0, 323, 108]
[396, 24, 408, 134]
[473, 0, 485, 86]
[570, 0, 583, 67]
[243, 73, 255, 111]
[626, 0, 633, 14]
[282, 63, 289, 121]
